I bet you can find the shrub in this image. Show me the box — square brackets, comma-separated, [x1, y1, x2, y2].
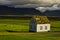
[33, 15, 50, 24]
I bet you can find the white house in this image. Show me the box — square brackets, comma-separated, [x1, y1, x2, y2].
[29, 16, 50, 32]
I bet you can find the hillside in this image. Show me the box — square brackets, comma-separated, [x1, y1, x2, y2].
[0, 5, 40, 15]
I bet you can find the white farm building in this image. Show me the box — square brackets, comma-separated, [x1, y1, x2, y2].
[29, 16, 50, 32]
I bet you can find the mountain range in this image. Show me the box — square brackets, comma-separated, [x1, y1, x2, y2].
[0, 5, 60, 16]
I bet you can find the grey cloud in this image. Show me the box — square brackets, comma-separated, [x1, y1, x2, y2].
[0, 0, 58, 7]
[0, 0, 12, 5]
[0, 0, 60, 12]
[0, 0, 42, 5]
[8, 4, 42, 8]
[36, 4, 60, 12]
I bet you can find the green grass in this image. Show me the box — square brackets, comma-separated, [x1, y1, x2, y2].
[0, 20, 30, 32]
[51, 21, 60, 32]
[0, 18, 60, 40]
[0, 32, 60, 40]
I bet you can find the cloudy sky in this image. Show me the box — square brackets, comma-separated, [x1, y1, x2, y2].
[0, 0, 60, 12]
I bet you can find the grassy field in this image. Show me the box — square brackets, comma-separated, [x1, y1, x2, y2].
[0, 18, 60, 40]
[0, 20, 29, 32]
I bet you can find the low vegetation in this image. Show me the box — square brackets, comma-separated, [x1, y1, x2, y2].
[33, 16, 50, 24]
[0, 17, 60, 40]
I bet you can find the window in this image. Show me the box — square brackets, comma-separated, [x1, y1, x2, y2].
[45, 26, 47, 30]
[40, 26, 43, 30]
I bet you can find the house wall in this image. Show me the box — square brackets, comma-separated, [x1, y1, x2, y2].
[37, 24, 50, 32]
[29, 18, 36, 32]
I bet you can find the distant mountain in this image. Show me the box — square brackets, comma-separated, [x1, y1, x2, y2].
[44, 10, 60, 16]
[0, 5, 41, 15]
[0, 5, 60, 16]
